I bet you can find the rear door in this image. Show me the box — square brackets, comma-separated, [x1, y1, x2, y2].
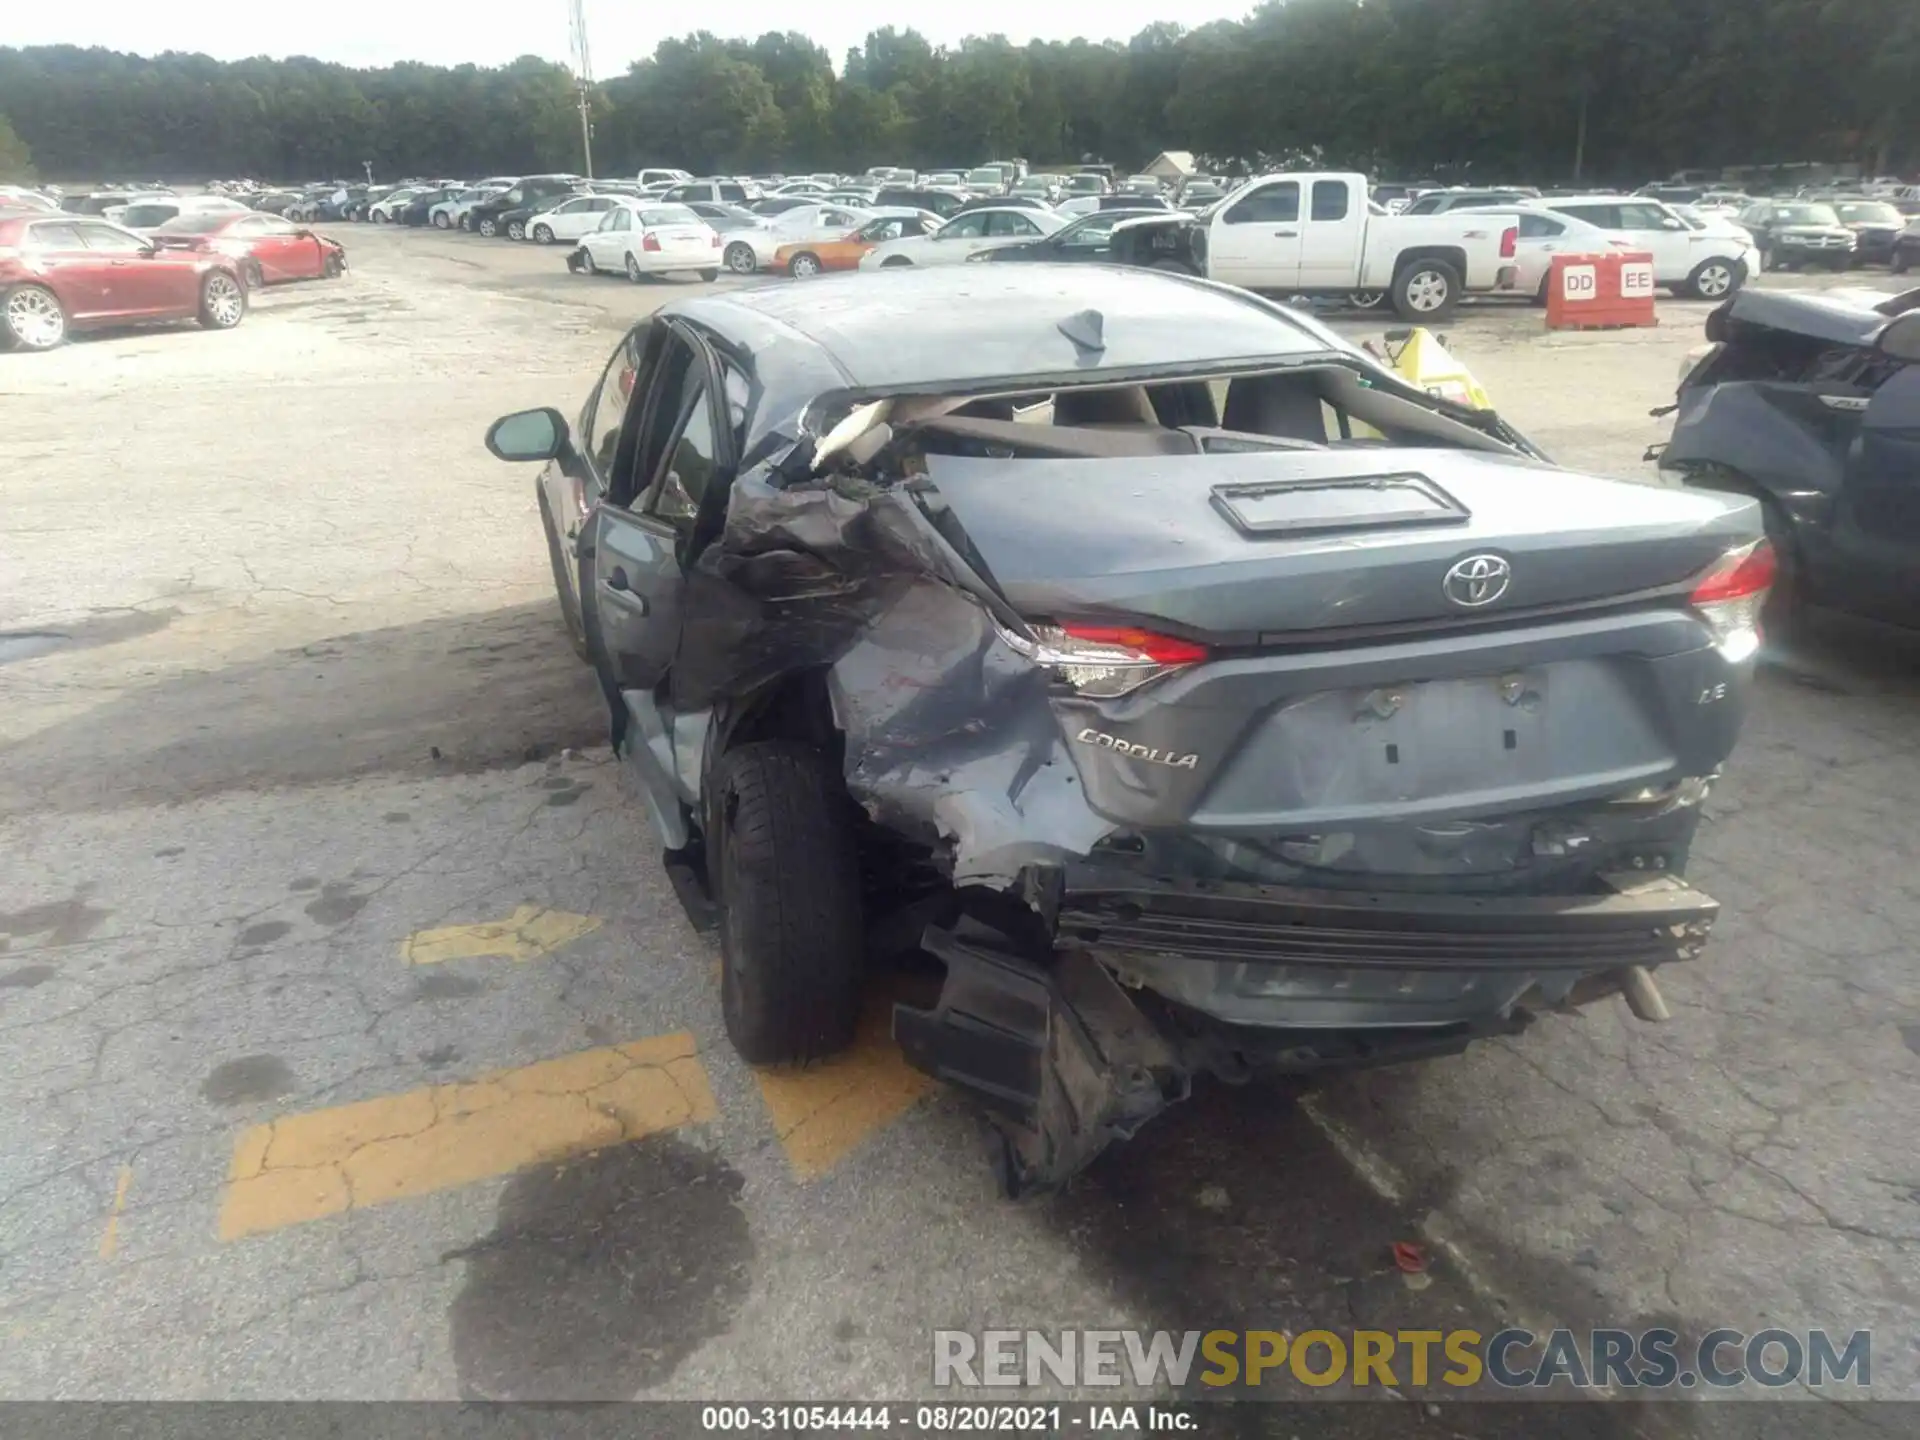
[75, 222, 195, 317]
[248, 217, 317, 280]
[1210, 180, 1303, 287]
[19, 220, 111, 319]
[1298, 178, 1364, 287]
[583, 322, 738, 835]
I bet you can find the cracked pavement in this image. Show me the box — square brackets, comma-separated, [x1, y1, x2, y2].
[0, 229, 1913, 1422]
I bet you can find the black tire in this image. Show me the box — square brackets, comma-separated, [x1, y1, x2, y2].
[1391, 258, 1462, 322]
[1894, 253, 1911, 276]
[724, 241, 756, 274]
[196, 270, 248, 330]
[539, 490, 590, 662]
[1, 282, 67, 351]
[532, 223, 554, 245]
[712, 741, 864, 1065]
[699, 267, 719, 282]
[625, 252, 645, 283]
[477, 217, 498, 238]
[322, 252, 344, 279]
[506, 220, 526, 241]
[1348, 290, 1390, 310]
[1686, 256, 1742, 301]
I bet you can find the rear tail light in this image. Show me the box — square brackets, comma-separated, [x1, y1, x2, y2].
[642, 232, 662, 252]
[1689, 539, 1775, 662]
[1500, 225, 1517, 259]
[997, 620, 1210, 698]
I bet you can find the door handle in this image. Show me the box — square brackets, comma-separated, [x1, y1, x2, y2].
[1273, 229, 1297, 238]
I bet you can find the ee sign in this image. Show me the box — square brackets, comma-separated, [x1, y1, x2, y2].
[1560, 264, 1598, 301]
[1620, 261, 1656, 297]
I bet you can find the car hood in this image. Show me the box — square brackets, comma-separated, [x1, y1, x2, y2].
[1769, 225, 1854, 240]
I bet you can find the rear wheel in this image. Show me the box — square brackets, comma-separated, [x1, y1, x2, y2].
[788, 251, 822, 278]
[532, 223, 554, 245]
[698, 267, 719, 283]
[1894, 249, 1911, 276]
[1348, 290, 1390, 310]
[625, 252, 644, 283]
[724, 241, 757, 274]
[2, 283, 67, 351]
[506, 220, 526, 241]
[712, 741, 864, 1065]
[477, 217, 498, 237]
[1391, 258, 1461, 322]
[197, 271, 247, 330]
[433, 212, 451, 229]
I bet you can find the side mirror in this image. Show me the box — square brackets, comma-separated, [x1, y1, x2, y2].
[1876, 312, 1920, 363]
[485, 407, 570, 462]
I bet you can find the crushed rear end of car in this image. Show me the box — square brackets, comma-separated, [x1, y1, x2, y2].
[665, 327, 1768, 1193]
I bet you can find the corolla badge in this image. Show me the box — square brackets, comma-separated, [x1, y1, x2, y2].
[1443, 554, 1512, 607]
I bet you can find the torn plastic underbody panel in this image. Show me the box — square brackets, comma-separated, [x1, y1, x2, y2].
[657, 375, 1741, 1194]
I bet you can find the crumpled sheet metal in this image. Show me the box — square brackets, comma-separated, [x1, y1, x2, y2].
[677, 467, 1114, 886]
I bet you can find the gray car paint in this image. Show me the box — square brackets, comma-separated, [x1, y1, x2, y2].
[540, 268, 1759, 1026]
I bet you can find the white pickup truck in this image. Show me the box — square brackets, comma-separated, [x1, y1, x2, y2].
[1117, 171, 1522, 320]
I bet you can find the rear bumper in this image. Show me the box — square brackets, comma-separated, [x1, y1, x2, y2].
[1055, 863, 1716, 1028]
[894, 869, 1716, 1192]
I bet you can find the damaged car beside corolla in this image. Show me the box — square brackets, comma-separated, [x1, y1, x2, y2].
[487, 266, 1771, 1193]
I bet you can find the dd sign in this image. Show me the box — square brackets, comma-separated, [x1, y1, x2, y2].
[1561, 264, 1598, 301]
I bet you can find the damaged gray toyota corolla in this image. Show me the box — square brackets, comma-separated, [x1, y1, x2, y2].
[486, 265, 1770, 1194]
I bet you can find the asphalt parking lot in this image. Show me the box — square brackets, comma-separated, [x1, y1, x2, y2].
[2, 227, 1917, 1421]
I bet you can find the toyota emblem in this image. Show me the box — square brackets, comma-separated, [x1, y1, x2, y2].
[1443, 554, 1511, 607]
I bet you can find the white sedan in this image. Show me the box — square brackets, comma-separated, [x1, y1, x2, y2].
[724, 202, 872, 273]
[526, 194, 632, 245]
[367, 189, 426, 223]
[575, 202, 723, 282]
[858, 206, 1067, 269]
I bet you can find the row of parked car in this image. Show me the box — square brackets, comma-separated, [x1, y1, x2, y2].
[0, 184, 348, 351]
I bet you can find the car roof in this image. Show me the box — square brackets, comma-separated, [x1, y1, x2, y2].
[658, 264, 1335, 396]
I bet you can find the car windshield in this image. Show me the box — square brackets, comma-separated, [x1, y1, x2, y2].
[119, 204, 178, 227]
[966, 168, 1003, 185]
[639, 206, 698, 226]
[156, 212, 235, 234]
[1769, 204, 1840, 225]
[1834, 202, 1900, 225]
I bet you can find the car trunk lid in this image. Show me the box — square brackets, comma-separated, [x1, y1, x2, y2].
[922, 448, 1757, 639]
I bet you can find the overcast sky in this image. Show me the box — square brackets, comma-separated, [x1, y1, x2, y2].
[5, 2, 1249, 74]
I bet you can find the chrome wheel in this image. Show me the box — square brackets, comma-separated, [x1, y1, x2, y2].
[4, 286, 65, 350]
[1404, 268, 1451, 313]
[507, 221, 525, 240]
[724, 242, 756, 274]
[532, 225, 553, 244]
[789, 253, 821, 278]
[202, 273, 245, 328]
[625, 253, 643, 282]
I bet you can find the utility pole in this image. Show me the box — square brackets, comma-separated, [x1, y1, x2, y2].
[569, 0, 595, 179]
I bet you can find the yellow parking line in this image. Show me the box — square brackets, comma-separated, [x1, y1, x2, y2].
[399, 905, 602, 965]
[753, 1001, 933, 1180]
[218, 1032, 716, 1240]
[98, 1165, 133, 1259]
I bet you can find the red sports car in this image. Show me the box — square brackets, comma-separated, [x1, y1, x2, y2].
[0, 211, 248, 351]
[153, 210, 347, 288]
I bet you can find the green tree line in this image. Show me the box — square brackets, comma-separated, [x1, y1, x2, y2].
[3, 0, 1915, 186]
